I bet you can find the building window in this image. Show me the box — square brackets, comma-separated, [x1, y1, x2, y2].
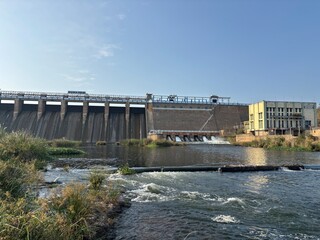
[305, 120, 311, 129]
[258, 112, 263, 119]
[250, 114, 254, 121]
[259, 120, 263, 129]
[295, 108, 301, 113]
[267, 120, 269, 128]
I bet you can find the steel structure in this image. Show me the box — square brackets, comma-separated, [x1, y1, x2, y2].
[152, 94, 231, 104]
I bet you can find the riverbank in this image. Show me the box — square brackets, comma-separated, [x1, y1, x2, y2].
[234, 134, 320, 152]
[120, 138, 185, 147]
[0, 130, 126, 239]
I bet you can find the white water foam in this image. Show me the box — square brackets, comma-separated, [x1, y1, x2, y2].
[279, 167, 299, 172]
[128, 183, 175, 203]
[211, 215, 240, 224]
[210, 136, 230, 144]
[180, 191, 217, 202]
[222, 197, 246, 206]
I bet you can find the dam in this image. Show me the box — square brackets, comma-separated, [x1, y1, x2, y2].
[0, 90, 248, 143]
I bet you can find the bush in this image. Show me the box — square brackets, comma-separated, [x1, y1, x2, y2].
[0, 180, 122, 240]
[0, 161, 41, 198]
[96, 141, 107, 146]
[118, 163, 136, 175]
[0, 132, 49, 162]
[89, 171, 106, 190]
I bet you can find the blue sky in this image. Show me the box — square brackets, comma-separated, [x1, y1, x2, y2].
[0, 0, 319, 103]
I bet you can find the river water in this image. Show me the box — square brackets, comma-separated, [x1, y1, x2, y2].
[46, 144, 320, 239]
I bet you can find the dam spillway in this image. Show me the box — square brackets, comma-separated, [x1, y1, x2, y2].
[0, 91, 248, 143]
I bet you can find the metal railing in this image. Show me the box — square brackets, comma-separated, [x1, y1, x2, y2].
[0, 90, 146, 103]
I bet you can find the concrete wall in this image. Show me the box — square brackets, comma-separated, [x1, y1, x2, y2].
[236, 133, 296, 143]
[151, 103, 248, 132]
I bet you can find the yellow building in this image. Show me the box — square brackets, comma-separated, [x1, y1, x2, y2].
[249, 101, 317, 135]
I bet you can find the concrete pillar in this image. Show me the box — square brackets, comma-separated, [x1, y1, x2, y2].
[82, 101, 89, 125]
[13, 99, 23, 121]
[60, 100, 67, 121]
[145, 102, 154, 134]
[125, 102, 130, 139]
[37, 100, 46, 120]
[104, 102, 109, 140]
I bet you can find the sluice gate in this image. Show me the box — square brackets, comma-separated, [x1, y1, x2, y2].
[149, 130, 221, 142]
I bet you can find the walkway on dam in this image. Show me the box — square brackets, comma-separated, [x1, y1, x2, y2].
[0, 90, 244, 105]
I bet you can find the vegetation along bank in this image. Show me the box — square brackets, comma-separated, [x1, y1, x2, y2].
[234, 134, 320, 152]
[0, 129, 127, 240]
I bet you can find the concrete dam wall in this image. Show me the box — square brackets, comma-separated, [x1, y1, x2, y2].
[0, 91, 248, 142]
[150, 103, 248, 132]
[0, 103, 146, 142]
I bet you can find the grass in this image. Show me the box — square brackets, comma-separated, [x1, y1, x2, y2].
[89, 170, 106, 190]
[0, 183, 121, 240]
[47, 139, 82, 148]
[48, 147, 85, 156]
[120, 139, 148, 146]
[0, 128, 123, 239]
[0, 160, 42, 198]
[0, 131, 50, 162]
[237, 134, 320, 152]
[118, 163, 136, 175]
[120, 138, 185, 147]
[146, 139, 184, 147]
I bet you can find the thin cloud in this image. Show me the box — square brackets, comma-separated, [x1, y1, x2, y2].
[95, 44, 120, 59]
[62, 70, 95, 87]
[117, 13, 126, 20]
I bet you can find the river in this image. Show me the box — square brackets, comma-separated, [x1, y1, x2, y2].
[46, 144, 320, 239]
